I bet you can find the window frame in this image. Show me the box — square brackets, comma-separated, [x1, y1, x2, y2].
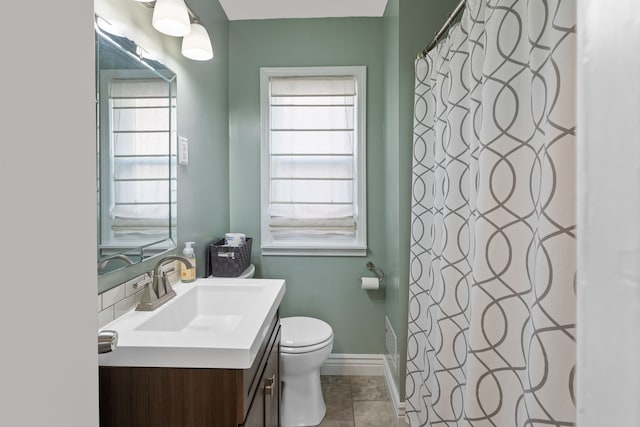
[260, 66, 367, 256]
[99, 72, 177, 249]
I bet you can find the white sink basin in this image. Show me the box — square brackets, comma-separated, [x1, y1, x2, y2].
[98, 278, 286, 369]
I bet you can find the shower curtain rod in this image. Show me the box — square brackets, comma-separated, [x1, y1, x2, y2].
[417, 0, 466, 59]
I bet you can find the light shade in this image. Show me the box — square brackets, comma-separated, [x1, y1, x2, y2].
[152, 0, 191, 37]
[181, 23, 214, 61]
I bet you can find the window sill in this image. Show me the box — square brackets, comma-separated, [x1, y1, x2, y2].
[261, 244, 367, 257]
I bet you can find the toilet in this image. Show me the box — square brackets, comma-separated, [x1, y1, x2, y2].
[234, 264, 255, 278]
[280, 316, 334, 427]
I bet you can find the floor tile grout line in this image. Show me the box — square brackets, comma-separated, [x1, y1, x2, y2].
[319, 375, 404, 426]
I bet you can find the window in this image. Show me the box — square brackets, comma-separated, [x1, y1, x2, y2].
[260, 66, 367, 256]
[106, 78, 177, 243]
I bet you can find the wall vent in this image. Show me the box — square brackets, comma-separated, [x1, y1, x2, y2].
[385, 316, 398, 374]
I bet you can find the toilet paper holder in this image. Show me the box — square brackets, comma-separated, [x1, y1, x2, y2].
[366, 262, 385, 283]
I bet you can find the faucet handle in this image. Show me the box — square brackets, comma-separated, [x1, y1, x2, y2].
[133, 273, 152, 289]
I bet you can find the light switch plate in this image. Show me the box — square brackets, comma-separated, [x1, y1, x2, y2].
[178, 136, 188, 165]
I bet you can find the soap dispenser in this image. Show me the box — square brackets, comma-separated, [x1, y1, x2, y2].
[181, 242, 196, 283]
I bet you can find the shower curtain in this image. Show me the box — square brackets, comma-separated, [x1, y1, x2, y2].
[406, 0, 576, 425]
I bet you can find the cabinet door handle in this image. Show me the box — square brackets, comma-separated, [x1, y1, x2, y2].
[264, 375, 276, 397]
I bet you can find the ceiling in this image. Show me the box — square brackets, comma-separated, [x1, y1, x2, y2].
[218, 0, 389, 21]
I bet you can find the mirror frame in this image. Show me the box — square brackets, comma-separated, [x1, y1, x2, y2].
[95, 16, 177, 282]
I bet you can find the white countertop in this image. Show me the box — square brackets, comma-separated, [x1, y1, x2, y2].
[98, 277, 286, 369]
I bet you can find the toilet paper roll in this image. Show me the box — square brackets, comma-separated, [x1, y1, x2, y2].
[361, 277, 379, 290]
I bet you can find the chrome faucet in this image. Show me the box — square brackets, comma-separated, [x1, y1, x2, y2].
[135, 255, 194, 311]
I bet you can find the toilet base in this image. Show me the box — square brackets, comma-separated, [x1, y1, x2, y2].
[281, 369, 326, 427]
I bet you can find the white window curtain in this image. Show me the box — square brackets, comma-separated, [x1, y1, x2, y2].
[109, 78, 176, 237]
[268, 76, 357, 238]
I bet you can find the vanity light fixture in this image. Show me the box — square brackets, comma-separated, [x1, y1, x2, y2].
[181, 22, 214, 61]
[134, 0, 214, 61]
[152, 0, 191, 37]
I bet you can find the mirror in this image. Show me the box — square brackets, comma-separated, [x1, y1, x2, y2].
[96, 17, 177, 276]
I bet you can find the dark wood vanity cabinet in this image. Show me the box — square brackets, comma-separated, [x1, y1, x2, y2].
[240, 314, 280, 427]
[99, 315, 281, 427]
[241, 324, 279, 427]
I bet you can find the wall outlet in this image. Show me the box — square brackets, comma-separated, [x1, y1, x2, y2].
[178, 136, 189, 165]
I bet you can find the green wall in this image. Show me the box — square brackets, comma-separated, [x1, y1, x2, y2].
[382, 0, 402, 387]
[228, 18, 387, 354]
[382, 0, 464, 400]
[96, 0, 230, 292]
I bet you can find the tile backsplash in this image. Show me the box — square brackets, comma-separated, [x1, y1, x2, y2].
[98, 261, 180, 329]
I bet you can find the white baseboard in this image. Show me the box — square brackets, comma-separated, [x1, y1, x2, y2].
[320, 353, 384, 376]
[383, 356, 406, 418]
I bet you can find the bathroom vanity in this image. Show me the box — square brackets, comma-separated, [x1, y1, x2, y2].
[98, 278, 286, 427]
[99, 314, 280, 426]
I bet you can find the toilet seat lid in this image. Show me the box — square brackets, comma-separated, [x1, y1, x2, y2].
[280, 316, 333, 348]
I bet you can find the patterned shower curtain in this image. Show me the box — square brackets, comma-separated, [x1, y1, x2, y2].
[406, 0, 576, 425]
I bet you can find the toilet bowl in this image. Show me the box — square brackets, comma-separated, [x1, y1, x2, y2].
[280, 316, 334, 427]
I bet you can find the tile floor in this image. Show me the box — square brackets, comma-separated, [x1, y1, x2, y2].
[316, 375, 409, 427]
